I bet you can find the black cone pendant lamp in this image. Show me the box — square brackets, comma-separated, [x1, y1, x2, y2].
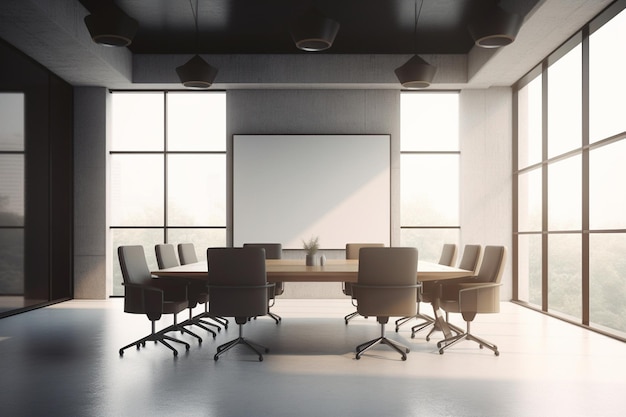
[84, 7, 138, 47]
[176, 0, 218, 89]
[395, 0, 436, 89]
[290, 7, 340, 52]
[468, 2, 521, 48]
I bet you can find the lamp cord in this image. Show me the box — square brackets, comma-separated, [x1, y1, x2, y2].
[189, 0, 199, 53]
[414, 0, 424, 53]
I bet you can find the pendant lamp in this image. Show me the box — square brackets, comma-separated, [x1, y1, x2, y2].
[468, 3, 521, 48]
[176, 0, 218, 89]
[395, 1, 436, 89]
[290, 8, 340, 52]
[84, 7, 138, 47]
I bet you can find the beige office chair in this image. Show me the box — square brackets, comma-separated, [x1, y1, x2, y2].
[178, 242, 229, 329]
[118, 245, 191, 357]
[177, 242, 199, 265]
[395, 243, 456, 332]
[343, 243, 385, 324]
[244, 243, 283, 324]
[351, 247, 420, 360]
[155, 244, 219, 338]
[207, 247, 275, 361]
[437, 245, 506, 355]
[412, 244, 483, 340]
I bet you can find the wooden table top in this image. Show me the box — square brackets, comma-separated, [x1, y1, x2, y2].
[152, 258, 472, 283]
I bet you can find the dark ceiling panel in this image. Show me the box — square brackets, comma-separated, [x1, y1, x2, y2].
[79, 0, 538, 55]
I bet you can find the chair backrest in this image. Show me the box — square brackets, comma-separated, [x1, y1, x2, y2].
[207, 247, 268, 319]
[356, 247, 418, 318]
[474, 245, 506, 284]
[358, 247, 418, 285]
[438, 243, 457, 266]
[346, 243, 384, 260]
[458, 244, 482, 274]
[243, 243, 282, 259]
[178, 243, 198, 265]
[155, 243, 179, 269]
[118, 245, 152, 286]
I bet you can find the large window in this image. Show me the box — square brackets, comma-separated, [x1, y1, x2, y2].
[110, 92, 226, 295]
[400, 92, 460, 262]
[515, 2, 626, 339]
[0, 93, 24, 308]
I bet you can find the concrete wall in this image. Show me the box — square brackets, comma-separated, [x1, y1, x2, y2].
[73, 87, 109, 299]
[459, 87, 513, 299]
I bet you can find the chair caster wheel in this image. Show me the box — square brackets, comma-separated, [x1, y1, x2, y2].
[494, 351, 500, 356]
[439, 349, 444, 355]
[119, 349, 124, 356]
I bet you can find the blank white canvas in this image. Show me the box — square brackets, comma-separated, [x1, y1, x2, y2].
[233, 135, 390, 249]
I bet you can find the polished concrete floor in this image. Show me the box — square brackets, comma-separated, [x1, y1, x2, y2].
[1, 298, 625, 417]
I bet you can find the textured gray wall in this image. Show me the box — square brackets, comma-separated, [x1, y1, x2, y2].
[73, 87, 109, 299]
[459, 88, 513, 299]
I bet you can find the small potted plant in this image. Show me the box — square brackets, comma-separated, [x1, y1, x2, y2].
[303, 236, 320, 266]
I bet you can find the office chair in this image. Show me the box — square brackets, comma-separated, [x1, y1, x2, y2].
[412, 244, 482, 340]
[118, 245, 191, 357]
[155, 244, 219, 337]
[351, 247, 420, 360]
[177, 242, 199, 265]
[207, 247, 275, 361]
[244, 243, 283, 324]
[438, 245, 506, 355]
[343, 243, 385, 324]
[178, 242, 229, 329]
[395, 243, 456, 332]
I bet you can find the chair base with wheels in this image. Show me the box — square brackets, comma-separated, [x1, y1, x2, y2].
[214, 318, 270, 362]
[356, 320, 410, 361]
[437, 320, 499, 356]
[119, 320, 190, 357]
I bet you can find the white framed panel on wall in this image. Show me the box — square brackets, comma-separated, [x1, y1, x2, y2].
[233, 135, 390, 249]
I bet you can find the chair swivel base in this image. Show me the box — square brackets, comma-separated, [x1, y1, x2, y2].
[213, 324, 269, 362]
[345, 310, 367, 324]
[119, 323, 190, 357]
[251, 310, 282, 324]
[395, 312, 433, 332]
[355, 324, 410, 361]
[437, 323, 499, 356]
[196, 311, 230, 329]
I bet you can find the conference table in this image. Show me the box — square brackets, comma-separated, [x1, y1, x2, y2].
[152, 258, 472, 338]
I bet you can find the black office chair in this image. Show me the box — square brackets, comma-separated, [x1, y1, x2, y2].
[207, 247, 275, 361]
[178, 242, 229, 329]
[118, 245, 191, 357]
[244, 243, 283, 324]
[351, 247, 420, 360]
[155, 244, 219, 337]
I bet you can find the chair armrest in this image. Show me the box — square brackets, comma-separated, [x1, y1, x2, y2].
[149, 277, 188, 301]
[457, 283, 502, 313]
[122, 282, 164, 313]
